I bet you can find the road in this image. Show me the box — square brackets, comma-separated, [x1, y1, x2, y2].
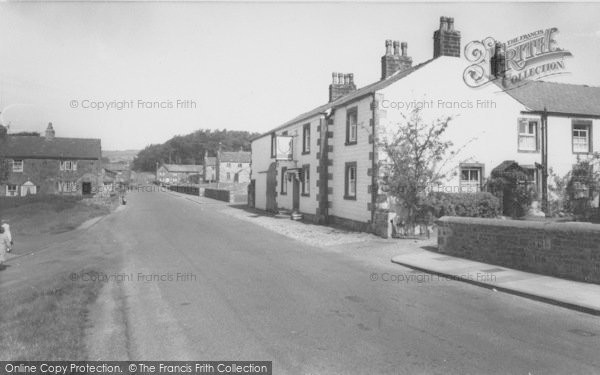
[53, 188, 600, 373]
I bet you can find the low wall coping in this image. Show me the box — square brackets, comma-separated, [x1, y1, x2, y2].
[436, 216, 600, 234]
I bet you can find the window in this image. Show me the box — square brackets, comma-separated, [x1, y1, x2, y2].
[301, 164, 310, 196]
[344, 162, 357, 199]
[281, 167, 287, 194]
[302, 124, 311, 154]
[346, 108, 358, 145]
[6, 184, 18, 197]
[60, 160, 77, 171]
[226, 172, 231, 180]
[58, 181, 78, 193]
[270, 133, 277, 158]
[238, 163, 242, 168]
[12, 160, 23, 172]
[572, 121, 592, 153]
[459, 165, 483, 193]
[518, 118, 539, 151]
[523, 166, 540, 194]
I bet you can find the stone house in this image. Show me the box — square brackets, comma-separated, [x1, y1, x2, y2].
[157, 163, 203, 185]
[216, 151, 251, 184]
[202, 153, 217, 183]
[0, 123, 103, 196]
[250, 16, 600, 238]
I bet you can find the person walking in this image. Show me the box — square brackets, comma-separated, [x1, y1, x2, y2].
[1, 220, 12, 252]
[0, 225, 10, 269]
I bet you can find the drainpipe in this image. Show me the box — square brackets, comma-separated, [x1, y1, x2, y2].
[371, 93, 378, 226]
[541, 107, 548, 213]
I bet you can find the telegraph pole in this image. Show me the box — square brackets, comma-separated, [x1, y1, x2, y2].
[541, 107, 548, 214]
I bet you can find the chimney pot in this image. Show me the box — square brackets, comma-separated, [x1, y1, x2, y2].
[448, 17, 454, 31]
[348, 73, 354, 84]
[45, 122, 55, 140]
[332, 72, 337, 84]
[401, 42, 407, 56]
[385, 39, 393, 55]
[440, 16, 448, 30]
[337, 72, 344, 84]
[393, 40, 400, 55]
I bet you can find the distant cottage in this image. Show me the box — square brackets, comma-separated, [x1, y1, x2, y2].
[157, 163, 204, 185]
[1, 123, 103, 197]
[216, 150, 251, 184]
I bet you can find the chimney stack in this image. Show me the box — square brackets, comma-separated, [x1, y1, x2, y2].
[381, 40, 413, 80]
[328, 72, 357, 102]
[45, 122, 55, 140]
[491, 41, 507, 80]
[433, 16, 461, 58]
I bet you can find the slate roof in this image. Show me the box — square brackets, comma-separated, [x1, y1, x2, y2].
[219, 151, 251, 163]
[503, 81, 600, 117]
[204, 157, 217, 166]
[253, 58, 435, 141]
[162, 164, 203, 173]
[1, 135, 102, 160]
[103, 162, 130, 172]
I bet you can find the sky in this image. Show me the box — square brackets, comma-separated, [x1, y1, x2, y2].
[0, 2, 599, 150]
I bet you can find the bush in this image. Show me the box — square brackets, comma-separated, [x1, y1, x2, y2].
[424, 192, 501, 218]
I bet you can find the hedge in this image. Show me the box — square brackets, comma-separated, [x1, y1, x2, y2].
[424, 192, 501, 218]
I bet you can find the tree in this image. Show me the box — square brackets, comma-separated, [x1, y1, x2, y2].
[379, 109, 454, 231]
[132, 129, 259, 172]
[548, 154, 600, 219]
[0, 124, 8, 184]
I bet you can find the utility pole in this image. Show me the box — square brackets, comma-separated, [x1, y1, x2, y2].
[541, 107, 548, 214]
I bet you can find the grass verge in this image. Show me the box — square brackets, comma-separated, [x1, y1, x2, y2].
[0, 268, 106, 360]
[0, 195, 117, 235]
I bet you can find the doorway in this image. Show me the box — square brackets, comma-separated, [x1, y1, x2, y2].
[292, 176, 300, 212]
[82, 182, 92, 195]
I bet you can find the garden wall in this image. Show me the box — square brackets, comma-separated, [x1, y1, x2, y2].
[204, 188, 247, 204]
[436, 216, 600, 284]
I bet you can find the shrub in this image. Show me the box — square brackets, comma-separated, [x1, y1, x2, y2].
[424, 192, 501, 219]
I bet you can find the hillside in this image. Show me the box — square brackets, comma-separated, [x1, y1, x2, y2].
[102, 149, 140, 163]
[132, 129, 260, 172]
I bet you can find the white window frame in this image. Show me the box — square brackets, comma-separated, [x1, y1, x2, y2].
[60, 160, 78, 171]
[572, 122, 592, 154]
[12, 159, 23, 173]
[303, 124, 311, 153]
[518, 119, 538, 151]
[347, 109, 358, 144]
[302, 165, 310, 196]
[459, 166, 482, 193]
[6, 184, 18, 197]
[345, 162, 357, 199]
[58, 181, 78, 193]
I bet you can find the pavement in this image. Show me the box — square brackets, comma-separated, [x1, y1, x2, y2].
[391, 249, 600, 316]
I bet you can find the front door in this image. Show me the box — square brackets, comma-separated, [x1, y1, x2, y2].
[292, 176, 300, 211]
[82, 182, 92, 195]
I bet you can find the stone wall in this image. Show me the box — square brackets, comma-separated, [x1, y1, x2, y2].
[437, 216, 600, 284]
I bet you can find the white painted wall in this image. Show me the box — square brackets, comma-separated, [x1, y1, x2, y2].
[329, 96, 373, 223]
[275, 115, 321, 216]
[251, 135, 272, 210]
[376, 56, 595, 194]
